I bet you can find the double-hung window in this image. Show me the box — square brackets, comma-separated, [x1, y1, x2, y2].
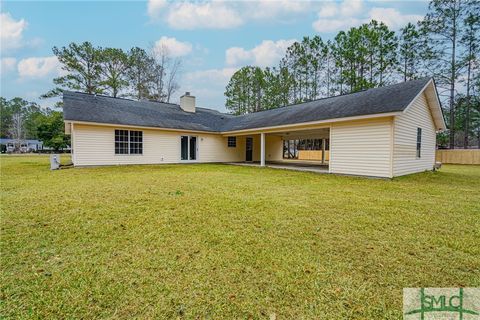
[416, 128, 422, 158]
[227, 136, 236, 148]
[115, 129, 143, 155]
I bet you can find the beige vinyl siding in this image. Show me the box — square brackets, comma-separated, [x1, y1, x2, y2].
[393, 92, 436, 176]
[266, 135, 283, 161]
[72, 124, 244, 166]
[199, 135, 245, 163]
[250, 135, 283, 162]
[329, 117, 393, 178]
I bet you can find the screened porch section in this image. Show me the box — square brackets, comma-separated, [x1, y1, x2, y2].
[280, 127, 330, 165]
[283, 138, 329, 163]
[226, 127, 330, 174]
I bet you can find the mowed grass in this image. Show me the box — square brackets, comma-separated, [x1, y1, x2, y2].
[1, 155, 479, 319]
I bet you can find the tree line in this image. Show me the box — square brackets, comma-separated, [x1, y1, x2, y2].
[225, 0, 480, 149]
[43, 41, 182, 103]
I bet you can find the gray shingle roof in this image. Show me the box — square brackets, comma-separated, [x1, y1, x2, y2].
[63, 77, 431, 132]
[63, 92, 233, 132]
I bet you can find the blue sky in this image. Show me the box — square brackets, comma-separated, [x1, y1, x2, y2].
[1, 0, 429, 112]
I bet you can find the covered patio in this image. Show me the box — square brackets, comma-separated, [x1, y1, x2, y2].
[225, 126, 330, 173]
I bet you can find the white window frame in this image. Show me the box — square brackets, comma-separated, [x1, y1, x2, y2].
[416, 127, 422, 159]
[114, 129, 143, 156]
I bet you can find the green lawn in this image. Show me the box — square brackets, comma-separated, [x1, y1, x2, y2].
[1, 155, 479, 319]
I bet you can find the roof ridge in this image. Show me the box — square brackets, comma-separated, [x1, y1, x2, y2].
[63, 91, 180, 106]
[63, 91, 232, 113]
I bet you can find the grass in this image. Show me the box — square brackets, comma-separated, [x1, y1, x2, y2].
[1, 155, 479, 319]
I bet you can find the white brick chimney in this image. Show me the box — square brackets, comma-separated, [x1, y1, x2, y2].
[180, 92, 195, 113]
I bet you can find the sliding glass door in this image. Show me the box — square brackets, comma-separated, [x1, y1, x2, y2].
[189, 136, 197, 160]
[181, 135, 197, 161]
[181, 136, 189, 160]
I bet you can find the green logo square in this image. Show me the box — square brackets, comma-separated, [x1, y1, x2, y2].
[404, 288, 480, 319]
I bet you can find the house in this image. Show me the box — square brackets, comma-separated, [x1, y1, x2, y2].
[0, 138, 44, 153]
[63, 77, 445, 178]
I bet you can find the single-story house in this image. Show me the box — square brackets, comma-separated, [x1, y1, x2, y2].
[0, 138, 44, 153]
[63, 77, 445, 178]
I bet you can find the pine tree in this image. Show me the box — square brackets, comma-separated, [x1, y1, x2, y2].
[99, 48, 130, 98]
[225, 66, 265, 115]
[460, 12, 480, 147]
[399, 23, 422, 81]
[420, 0, 471, 149]
[371, 21, 398, 86]
[127, 47, 155, 100]
[42, 42, 103, 98]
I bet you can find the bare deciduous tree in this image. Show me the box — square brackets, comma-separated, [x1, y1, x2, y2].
[10, 112, 24, 145]
[150, 44, 182, 103]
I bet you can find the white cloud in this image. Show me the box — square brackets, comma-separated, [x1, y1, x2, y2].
[313, 0, 363, 32]
[226, 39, 296, 68]
[225, 47, 252, 66]
[340, 0, 363, 17]
[1, 57, 17, 75]
[313, 0, 422, 32]
[313, 17, 362, 32]
[153, 36, 192, 57]
[147, 0, 314, 29]
[368, 7, 423, 29]
[177, 67, 238, 110]
[0, 12, 27, 51]
[318, 2, 338, 18]
[184, 67, 237, 85]
[147, 0, 167, 19]
[165, 2, 243, 29]
[247, 0, 311, 20]
[17, 56, 63, 79]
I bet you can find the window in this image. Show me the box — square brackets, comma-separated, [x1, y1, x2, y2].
[181, 135, 197, 160]
[115, 130, 129, 154]
[416, 128, 422, 158]
[129, 130, 143, 154]
[115, 130, 143, 155]
[227, 136, 236, 147]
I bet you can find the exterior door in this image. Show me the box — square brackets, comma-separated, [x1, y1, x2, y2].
[181, 135, 197, 161]
[246, 137, 253, 162]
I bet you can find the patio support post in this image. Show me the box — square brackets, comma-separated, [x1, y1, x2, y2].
[260, 133, 266, 167]
[321, 138, 326, 165]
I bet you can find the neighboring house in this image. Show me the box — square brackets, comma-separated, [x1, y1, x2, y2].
[0, 138, 43, 153]
[63, 77, 445, 178]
